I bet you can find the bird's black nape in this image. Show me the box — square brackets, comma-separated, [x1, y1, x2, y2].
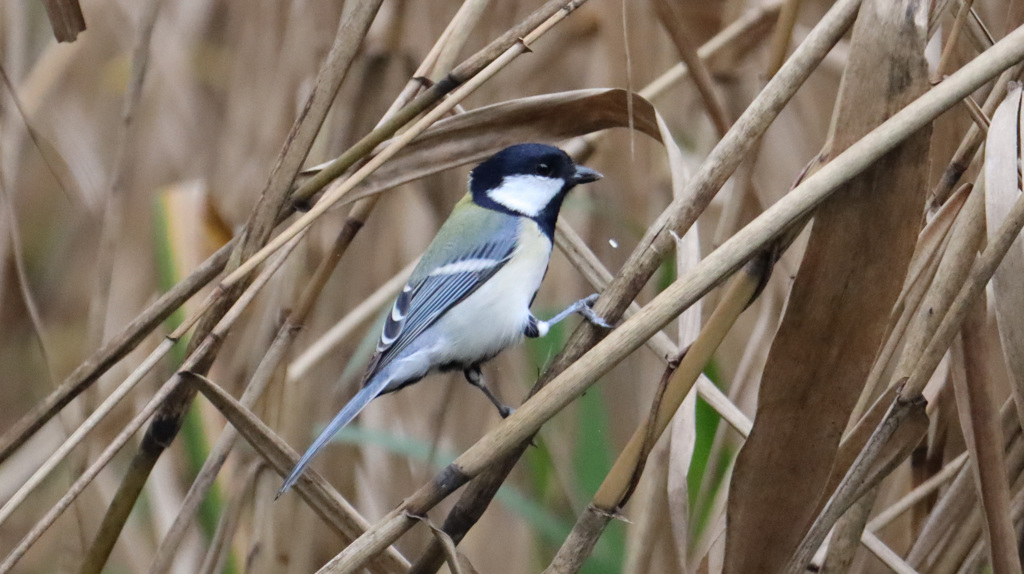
[469, 143, 598, 237]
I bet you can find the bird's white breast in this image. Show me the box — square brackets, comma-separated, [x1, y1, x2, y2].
[430, 219, 551, 364]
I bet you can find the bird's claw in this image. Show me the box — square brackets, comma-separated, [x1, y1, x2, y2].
[580, 294, 612, 329]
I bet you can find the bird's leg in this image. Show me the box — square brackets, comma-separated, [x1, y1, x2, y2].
[525, 294, 612, 339]
[464, 366, 514, 418]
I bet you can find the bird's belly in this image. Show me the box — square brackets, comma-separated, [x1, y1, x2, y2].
[431, 226, 551, 367]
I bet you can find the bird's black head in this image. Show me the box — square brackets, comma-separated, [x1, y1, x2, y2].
[469, 143, 601, 237]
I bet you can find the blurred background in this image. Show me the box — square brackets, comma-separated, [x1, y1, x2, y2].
[0, 0, 1009, 572]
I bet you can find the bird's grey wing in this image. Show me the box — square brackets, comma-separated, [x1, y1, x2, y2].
[363, 239, 516, 384]
[279, 239, 513, 496]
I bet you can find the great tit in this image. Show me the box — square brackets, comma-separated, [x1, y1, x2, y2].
[278, 143, 607, 496]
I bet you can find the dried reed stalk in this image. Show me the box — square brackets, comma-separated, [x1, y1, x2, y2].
[316, 15, 1024, 573]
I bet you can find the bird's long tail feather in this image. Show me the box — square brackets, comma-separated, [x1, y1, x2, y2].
[276, 375, 389, 497]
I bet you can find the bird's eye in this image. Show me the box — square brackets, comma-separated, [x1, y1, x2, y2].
[536, 163, 553, 177]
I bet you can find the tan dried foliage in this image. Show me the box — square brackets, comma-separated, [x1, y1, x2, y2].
[1, 1, 1024, 573]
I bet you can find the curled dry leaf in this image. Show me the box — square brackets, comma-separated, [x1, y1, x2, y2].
[316, 89, 663, 203]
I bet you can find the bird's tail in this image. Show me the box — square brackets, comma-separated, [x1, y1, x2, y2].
[276, 374, 389, 498]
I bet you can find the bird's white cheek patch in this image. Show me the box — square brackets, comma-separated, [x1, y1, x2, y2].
[487, 175, 564, 217]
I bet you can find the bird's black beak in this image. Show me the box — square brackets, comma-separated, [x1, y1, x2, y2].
[573, 165, 602, 184]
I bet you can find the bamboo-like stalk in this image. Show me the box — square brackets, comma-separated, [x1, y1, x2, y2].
[0, 233, 299, 573]
[196, 462, 263, 574]
[219, 0, 591, 288]
[546, 0, 861, 390]
[895, 181, 985, 386]
[0, 378, 184, 574]
[144, 207, 410, 574]
[708, 0, 797, 274]
[784, 394, 928, 574]
[928, 64, 1022, 209]
[75, 1, 387, 570]
[850, 184, 973, 423]
[787, 157, 1024, 573]
[0, 339, 173, 529]
[638, 2, 781, 102]
[860, 532, 920, 574]
[404, 4, 834, 570]
[0, 270, 210, 533]
[866, 451, 967, 532]
[621, 439, 671, 574]
[902, 190, 1024, 397]
[316, 24, 1024, 572]
[967, 4, 995, 48]
[906, 399, 1022, 567]
[821, 489, 877, 574]
[0, 239, 233, 465]
[932, 507, 985, 573]
[652, 0, 731, 136]
[543, 255, 765, 574]
[288, 0, 597, 210]
[931, 0, 976, 82]
[961, 94, 991, 131]
[765, 0, 804, 75]
[145, 0, 517, 566]
[181, 372, 408, 570]
[76, 228, 310, 573]
[958, 464, 1024, 573]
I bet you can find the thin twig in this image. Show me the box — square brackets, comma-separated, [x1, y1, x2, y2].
[765, 0, 804, 76]
[928, 64, 1022, 209]
[0, 377, 185, 574]
[0, 239, 233, 465]
[0, 337, 175, 529]
[932, 0, 976, 83]
[88, 0, 162, 347]
[652, 0, 731, 136]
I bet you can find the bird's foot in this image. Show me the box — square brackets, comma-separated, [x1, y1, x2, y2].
[579, 294, 613, 329]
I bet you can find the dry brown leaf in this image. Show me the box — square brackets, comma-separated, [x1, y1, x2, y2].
[974, 82, 1024, 574]
[951, 300, 1021, 574]
[332, 89, 663, 202]
[724, 1, 932, 571]
[985, 83, 1024, 431]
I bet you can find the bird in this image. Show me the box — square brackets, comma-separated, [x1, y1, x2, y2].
[278, 143, 608, 497]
